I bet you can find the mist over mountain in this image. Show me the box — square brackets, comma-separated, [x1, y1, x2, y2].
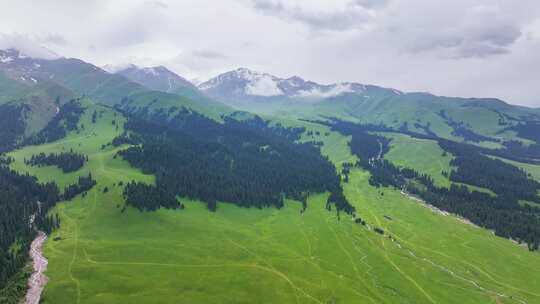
[198, 67, 403, 101]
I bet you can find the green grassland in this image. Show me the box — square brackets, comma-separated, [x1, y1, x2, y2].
[245, 93, 539, 149]
[47, 59, 234, 122]
[378, 132, 497, 195]
[382, 132, 453, 188]
[7, 101, 540, 303]
[124, 90, 233, 122]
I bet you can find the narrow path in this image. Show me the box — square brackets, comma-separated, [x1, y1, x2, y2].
[365, 201, 436, 304]
[64, 202, 82, 304]
[68, 226, 81, 303]
[395, 190, 532, 303]
[376, 140, 383, 160]
[84, 249, 323, 304]
[406, 248, 527, 304]
[24, 231, 48, 304]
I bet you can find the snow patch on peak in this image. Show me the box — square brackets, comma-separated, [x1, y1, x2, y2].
[0, 49, 21, 63]
[199, 68, 405, 100]
[0, 55, 13, 63]
[232, 68, 284, 96]
[233, 67, 275, 81]
[296, 83, 355, 98]
[283, 76, 306, 87]
[190, 78, 204, 86]
[142, 67, 160, 76]
[102, 63, 137, 73]
[245, 74, 283, 96]
[198, 81, 215, 91]
[0, 45, 58, 60]
[235, 67, 258, 79]
[199, 67, 284, 96]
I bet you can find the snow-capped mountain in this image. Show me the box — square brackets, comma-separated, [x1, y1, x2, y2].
[0, 46, 59, 63]
[0, 48, 109, 88]
[0, 48, 42, 67]
[110, 64, 197, 94]
[198, 68, 403, 102]
[0, 49, 48, 85]
[0, 49, 17, 63]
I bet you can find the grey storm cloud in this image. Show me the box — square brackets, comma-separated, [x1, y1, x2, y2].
[353, 0, 390, 9]
[250, 0, 385, 31]
[397, 24, 521, 59]
[251, 0, 523, 59]
[392, 4, 522, 59]
[191, 50, 228, 60]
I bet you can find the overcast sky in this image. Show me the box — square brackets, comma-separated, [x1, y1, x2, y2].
[1, 0, 539, 107]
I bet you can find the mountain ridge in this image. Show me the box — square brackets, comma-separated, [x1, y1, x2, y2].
[2, 47, 540, 147]
[2, 47, 540, 304]
[0, 49, 232, 122]
[108, 64, 198, 93]
[198, 67, 405, 101]
[197, 67, 540, 110]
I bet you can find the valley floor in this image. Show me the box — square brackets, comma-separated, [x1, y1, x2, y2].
[9, 104, 540, 304]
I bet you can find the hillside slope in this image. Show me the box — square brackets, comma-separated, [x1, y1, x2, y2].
[199, 68, 540, 146]
[4, 103, 539, 304]
[2, 51, 540, 304]
[0, 67, 74, 152]
[0, 49, 232, 122]
[112, 64, 230, 118]
[110, 64, 197, 95]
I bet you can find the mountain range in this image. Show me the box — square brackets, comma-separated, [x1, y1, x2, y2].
[199, 67, 402, 100]
[2, 47, 540, 304]
[3, 48, 540, 150]
[106, 62, 540, 148]
[103, 64, 198, 95]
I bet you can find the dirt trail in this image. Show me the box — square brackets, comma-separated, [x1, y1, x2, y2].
[376, 139, 383, 160]
[25, 231, 48, 304]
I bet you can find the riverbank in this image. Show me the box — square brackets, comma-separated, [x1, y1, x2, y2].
[24, 231, 48, 304]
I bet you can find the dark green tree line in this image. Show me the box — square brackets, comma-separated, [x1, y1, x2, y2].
[114, 109, 353, 214]
[25, 151, 87, 173]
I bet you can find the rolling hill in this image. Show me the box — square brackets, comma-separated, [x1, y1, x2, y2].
[1, 49, 539, 304]
[110, 64, 230, 118]
[0, 49, 232, 123]
[199, 68, 540, 147]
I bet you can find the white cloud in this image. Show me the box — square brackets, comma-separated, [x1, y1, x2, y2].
[245, 75, 284, 96]
[101, 63, 136, 73]
[0, 0, 539, 106]
[0, 33, 59, 59]
[296, 83, 355, 98]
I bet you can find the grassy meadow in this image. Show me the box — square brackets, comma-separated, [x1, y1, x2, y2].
[382, 132, 453, 188]
[7, 101, 540, 303]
